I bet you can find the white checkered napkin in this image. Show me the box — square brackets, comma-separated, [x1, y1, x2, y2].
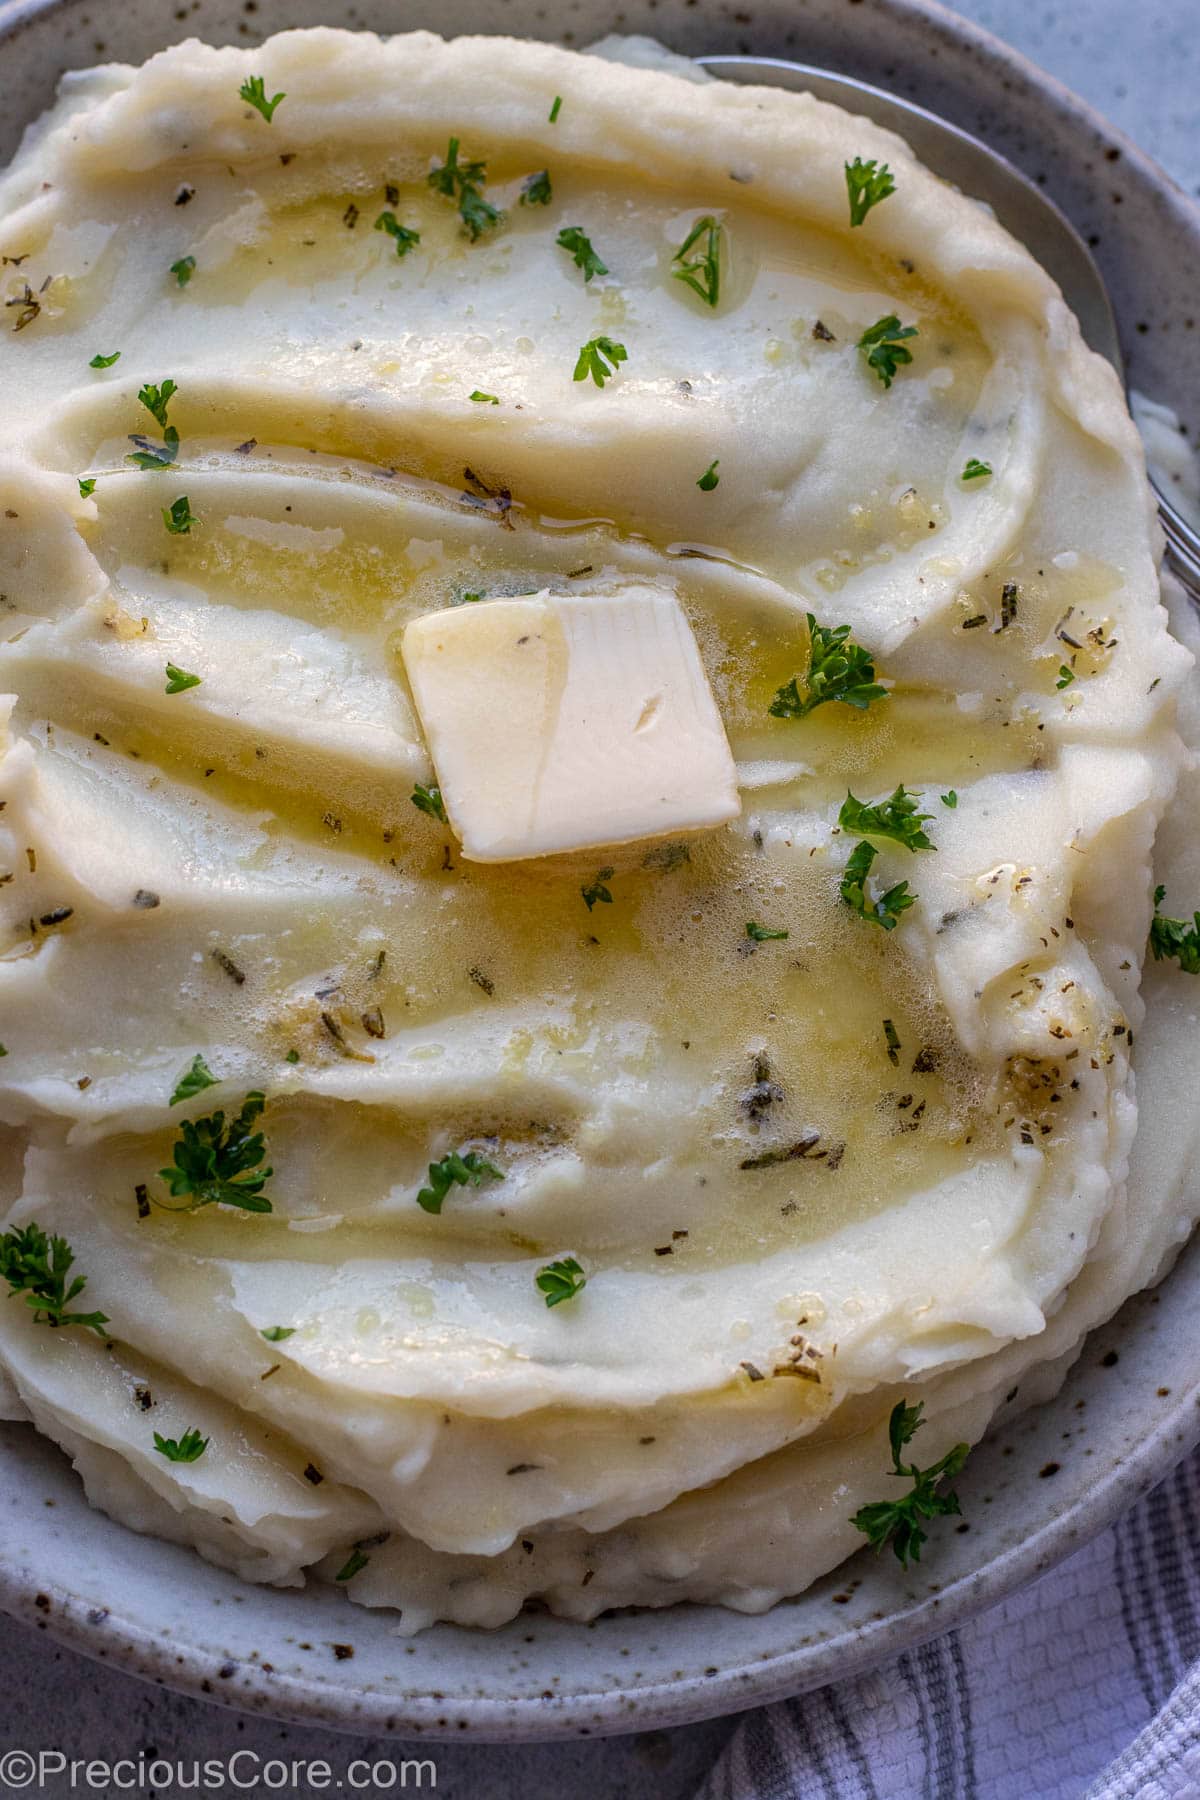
[697, 1445, 1200, 1800]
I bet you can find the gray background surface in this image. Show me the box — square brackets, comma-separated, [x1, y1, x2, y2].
[0, 2, 1195, 1794]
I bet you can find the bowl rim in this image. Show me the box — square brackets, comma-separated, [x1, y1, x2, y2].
[3, 1348, 1197, 1741]
[1, 0, 1198, 1742]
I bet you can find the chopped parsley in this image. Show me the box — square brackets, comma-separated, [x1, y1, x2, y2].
[240, 76, 286, 122]
[961, 457, 992, 481]
[428, 137, 501, 241]
[158, 1092, 273, 1212]
[410, 782, 447, 822]
[89, 350, 121, 368]
[745, 921, 789, 942]
[840, 840, 915, 931]
[130, 382, 181, 470]
[697, 460, 720, 492]
[170, 256, 196, 287]
[78, 477, 96, 498]
[549, 95, 563, 124]
[883, 1018, 901, 1065]
[138, 381, 177, 427]
[469, 390, 499, 405]
[260, 1325, 295, 1342]
[671, 215, 723, 307]
[163, 495, 198, 535]
[838, 785, 934, 852]
[164, 662, 201, 694]
[858, 314, 919, 388]
[335, 1546, 370, 1582]
[520, 169, 553, 206]
[556, 225, 608, 283]
[941, 791, 958, 809]
[1057, 664, 1076, 690]
[850, 1399, 970, 1567]
[582, 867, 614, 911]
[127, 427, 179, 471]
[535, 1255, 586, 1308]
[0, 1223, 110, 1337]
[169, 1054, 218, 1107]
[450, 590, 484, 606]
[1149, 885, 1200, 974]
[416, 1149, 503, 1215]
[769, 614, 887, 720]
[374, 211, 421, 258]
[573, 336, 627, 389]
[153, 1427, 208, 1463]
[844, 156, 896, 227]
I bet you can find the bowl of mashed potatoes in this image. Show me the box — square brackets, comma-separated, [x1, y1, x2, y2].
[0, 0, 1198, 1738]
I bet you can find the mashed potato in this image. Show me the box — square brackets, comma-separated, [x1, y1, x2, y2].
[0, 28, 1195, 1632]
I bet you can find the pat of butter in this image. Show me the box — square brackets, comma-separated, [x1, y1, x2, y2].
[401, 586, 740, 862]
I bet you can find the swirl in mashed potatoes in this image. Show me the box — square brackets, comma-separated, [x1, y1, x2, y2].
[0, 27, 1195, 1632]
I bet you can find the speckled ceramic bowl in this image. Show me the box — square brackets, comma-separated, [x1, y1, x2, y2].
[1, 0, 1198, 1742]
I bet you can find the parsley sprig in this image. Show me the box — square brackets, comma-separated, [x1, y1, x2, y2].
[573, 336, 627, 389]
[411, 782, 447, 822]
[1149, 885, 1200, 974]
[163, 495, 198, 535]
[240, 76, 286, 122]
[844, 157, 896, 227]
[416, 1149, 503, 1215]
[851, 1400, 970, 1566]
[158, 1093, 273, 1213]
[536, 1255, 586, 1308]
[428, 137, 501, 241]
[839, 785, 934, 852]
[521, 170, 553, 207]
[840, 841, 915, 931]
[154, 1427, 208, 1463]
[0, 1223, 110, 1337]
[769, 614, 888, 721]
[582, 867, 614, 911]
[127, 428, 179, 471]
[374, 211, 421, 258]
[170, 1054, 219, 1106]
[129, 381, 181, 471]
[858, 314, 919, 388]
[556, 225, 608, 283]
[138, 381, 177, 428]
[671, 215, 723, 307]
